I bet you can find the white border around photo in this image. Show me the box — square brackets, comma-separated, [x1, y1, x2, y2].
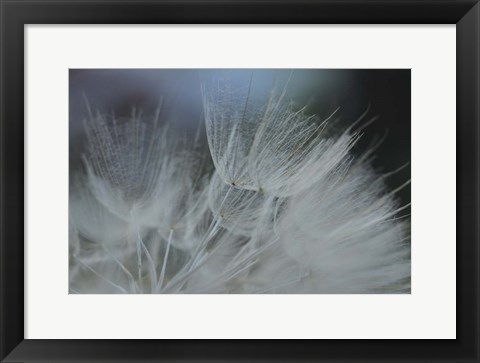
[25, 25, 456, 339]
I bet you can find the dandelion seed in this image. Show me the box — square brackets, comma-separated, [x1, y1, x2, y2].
[202, 78, 359, 197]
[70, 74, 410, 294]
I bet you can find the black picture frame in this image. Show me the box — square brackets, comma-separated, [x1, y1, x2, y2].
[1, 1, 478, 362]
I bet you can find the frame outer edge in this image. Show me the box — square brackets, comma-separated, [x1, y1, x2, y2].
[1, 0, 25, 362]
[0, 0, 479, 362]
[457, 1, 480, 361]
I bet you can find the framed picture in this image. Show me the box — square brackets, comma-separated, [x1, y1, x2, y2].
[1, 0, 478, 362]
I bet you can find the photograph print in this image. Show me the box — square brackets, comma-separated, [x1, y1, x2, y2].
[69, 69, 411, 294]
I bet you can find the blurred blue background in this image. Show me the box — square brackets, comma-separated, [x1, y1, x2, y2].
[69, 69, 410, 205]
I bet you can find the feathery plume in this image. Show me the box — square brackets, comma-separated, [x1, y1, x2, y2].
[69, 76, 410, 294]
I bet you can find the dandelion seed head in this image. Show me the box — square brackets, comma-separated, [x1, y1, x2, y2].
[70, 75, 411, 294]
